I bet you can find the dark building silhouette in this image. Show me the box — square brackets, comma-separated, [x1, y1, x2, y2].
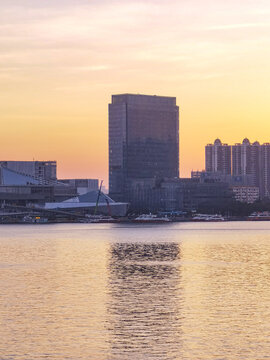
[121, 177, 232, 213]
[109, 94, 179, 201]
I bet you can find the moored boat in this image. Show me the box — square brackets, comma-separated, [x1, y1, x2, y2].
[192, 214, 225, 221]
[248, 212, 270, 221]
[133, 214, 171, 223]
[83, 215, 117, 223]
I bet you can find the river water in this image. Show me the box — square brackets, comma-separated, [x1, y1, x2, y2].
[0, 222, 270, 360]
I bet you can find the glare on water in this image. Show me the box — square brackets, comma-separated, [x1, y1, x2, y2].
[0, 222, 270, 360]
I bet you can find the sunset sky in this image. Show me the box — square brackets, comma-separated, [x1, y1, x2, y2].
[1, 0, 270, 185]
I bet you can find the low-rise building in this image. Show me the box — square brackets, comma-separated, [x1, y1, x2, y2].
[44, 190, 128, 217]
[119, 177, 233, 213]
[191, 170, 254, 186]
[0, 164, 76, 205]
[0, 161, 57, 184]
[59, 179, 99, 195]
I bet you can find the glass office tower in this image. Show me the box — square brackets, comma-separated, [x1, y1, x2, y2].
[109, 94, 179, 201]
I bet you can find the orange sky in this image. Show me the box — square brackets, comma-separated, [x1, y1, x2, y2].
[1, 0, 270, 186]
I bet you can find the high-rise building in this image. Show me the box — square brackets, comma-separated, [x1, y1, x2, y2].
[232, 138, 252, 176]
[206, 138, 270, 199]
[260, 143, 270, 198]
[205, 139, 231, 175]
[231, 139, 261, 188]
[109, 94, 179, 200]
[250, 141, 261, 188]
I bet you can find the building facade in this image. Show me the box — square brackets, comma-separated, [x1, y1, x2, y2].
[204, 138, 270, 199]
[260, 143, 270, 198]
[191, 170, 254, 186]
[205, 139, 231, 175]
[232, 138, 251, 176]
[59, 179, 99, 195]
[109, 94, 179, 201]
[0, 161, 57, 184]
[232, 186, 260, 204]
[231, 139, 261, 188]
[231, 139, 268, 197]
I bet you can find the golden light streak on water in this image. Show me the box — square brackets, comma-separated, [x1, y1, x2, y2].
[0, 222, 270, 359]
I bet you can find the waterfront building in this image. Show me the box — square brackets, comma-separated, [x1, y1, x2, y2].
[0, 161, 57, 184]
[59, 179, 99, 195]
[44, 191, 128, 217]
[232, 186, 260, 204]
[0, 166, 39, 186]
[0, 164, 76, 205]
[205, 139, 231, 175]
[179, 180, 232, 212]
[191, 170, 254, 186]
[109, 94, 179, 201]
[125, 177, 232, 213]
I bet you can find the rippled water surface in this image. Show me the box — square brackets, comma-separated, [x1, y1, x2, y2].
[1, 222, 270, 360]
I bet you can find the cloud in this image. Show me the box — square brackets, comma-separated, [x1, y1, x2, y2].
[1, 0, 270, 86]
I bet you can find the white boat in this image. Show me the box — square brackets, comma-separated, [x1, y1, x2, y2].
[192, 214, 224, 221]
[83, 215, 117, 223]
[133, 214, 171, 223]
[208, 214, 225, 221]
[248, 212, 270, 221]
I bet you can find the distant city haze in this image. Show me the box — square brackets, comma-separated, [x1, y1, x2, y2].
[1, 0, 270, 185]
